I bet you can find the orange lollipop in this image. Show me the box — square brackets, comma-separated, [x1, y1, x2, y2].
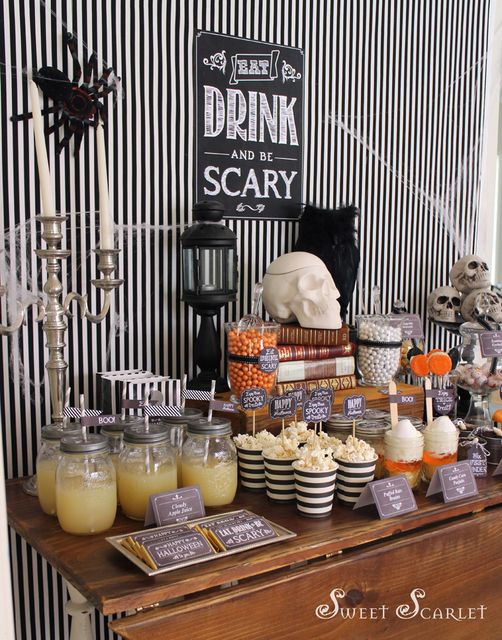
[427, 351, 452, 376]
[410, 354, 430, 377]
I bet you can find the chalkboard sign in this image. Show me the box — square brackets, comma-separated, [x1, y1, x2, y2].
[209, 399, 239, 413]
[426, 461, 478, 503]
[144, 533, 214, 568]
[343, 395, 366, 419]
[258, 347, 280, 372]
[80, 414, 118, 427]
[240, 388, 267, 411]
[302, 398, 331, 424]
[204, 513, 276, 550]
[286, 388, 307, 406]
[388, 394, 416, 406]
[467, 443, 488, 477]
[196, 31, 304, 220]
[310, 388, 334, 404]
[425, 388, 456, 416]
[479, 331, 502, 357]
[354, 476, 418, 519]
[269, 395, 297, 419]
[390, 313, 424, 339]
[145, 487, 206, 526]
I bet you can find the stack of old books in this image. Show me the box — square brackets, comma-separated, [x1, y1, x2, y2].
[275, 323, 357, 395]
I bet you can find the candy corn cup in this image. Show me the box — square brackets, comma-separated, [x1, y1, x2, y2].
[293, 462, 338, 518]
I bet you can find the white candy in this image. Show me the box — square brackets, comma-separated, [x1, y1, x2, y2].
[357, 317, 402, 385]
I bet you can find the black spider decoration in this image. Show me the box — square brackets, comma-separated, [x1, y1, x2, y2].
[13, 31, 119, 154]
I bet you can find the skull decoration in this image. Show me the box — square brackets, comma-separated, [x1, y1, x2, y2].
[427, 286, 462, 323]
[262, 252, 342, 329]
[460, 289, 502, 323]
[449, 255, 490, 294]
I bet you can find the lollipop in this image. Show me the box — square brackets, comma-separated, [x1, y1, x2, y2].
[410, 354, 429, 377]
[427, 351, 452, 376]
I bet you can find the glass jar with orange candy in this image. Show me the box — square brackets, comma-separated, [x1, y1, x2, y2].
[225, 321, 280, 402]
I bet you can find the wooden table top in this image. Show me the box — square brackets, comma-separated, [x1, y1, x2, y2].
[6, 473, 502, 616]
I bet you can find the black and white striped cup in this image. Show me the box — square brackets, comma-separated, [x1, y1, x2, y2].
[293, 462, 338, 518]
[263, 453, 297, 503]
[236, 446, 266, 491]
[335, 457, 377, 506]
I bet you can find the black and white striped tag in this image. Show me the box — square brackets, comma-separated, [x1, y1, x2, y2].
[63, 407, 102, 418]
[143, 405, 183, 417]
[182, 389, 213, 402]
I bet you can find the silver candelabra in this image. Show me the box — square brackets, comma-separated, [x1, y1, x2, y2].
[0, 212, 122, 423]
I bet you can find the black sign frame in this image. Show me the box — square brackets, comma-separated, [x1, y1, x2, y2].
[196, 30, 304, 220]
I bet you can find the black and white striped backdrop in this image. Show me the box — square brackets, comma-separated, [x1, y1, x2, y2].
[0, 1, 490, 638]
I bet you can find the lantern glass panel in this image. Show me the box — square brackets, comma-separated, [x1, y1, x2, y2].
[183, 248, 196, 293]
[199, 247, 225, 292]
[227, 248, 236, 291]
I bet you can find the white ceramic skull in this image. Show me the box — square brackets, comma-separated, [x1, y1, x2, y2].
[262, 252, 342, 329]
[449, 255, 490, 293]
[427, 286, 461, 323]
[460, 289, 502, 322]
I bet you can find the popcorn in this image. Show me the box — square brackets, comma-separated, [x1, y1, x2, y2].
[334, 435, 377, 462]
[233, 430, 277, 451]
[293, 441, 338, 472]
[263, 435, 300, 459]
[284, 420, 311, 443]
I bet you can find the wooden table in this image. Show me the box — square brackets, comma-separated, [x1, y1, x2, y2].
[6, 472, 502, 639]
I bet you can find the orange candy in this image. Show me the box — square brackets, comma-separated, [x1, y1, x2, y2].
[227, 328, 278, 396]
[410, 354, 430, 377]
[427, 351, 452, 376]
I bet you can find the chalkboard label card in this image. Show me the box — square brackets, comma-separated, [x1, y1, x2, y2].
[353, 476, 418, 519]
[343, 395, 366, 419]
[310, 388, 334, 404]
[426, 461, 478, 503]
[269, 394, 297, 419]
[144, 532, 215, 569]
[286, 388, 307, 407]
[479, 331, 502, 357]
[467, 443, 488, 477]
[145, 486, 206, 526]
[204, 513, 277, 550]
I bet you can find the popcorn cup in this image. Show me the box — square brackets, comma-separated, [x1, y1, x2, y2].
[335, 457, 377, 506]
[236, 446, 266, 491]
[263, 453, 297, 503]
[293, 462, 338, 518]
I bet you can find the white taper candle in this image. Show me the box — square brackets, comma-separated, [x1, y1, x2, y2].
[95, 120, 114, 249]
[29, 79, 55, 217]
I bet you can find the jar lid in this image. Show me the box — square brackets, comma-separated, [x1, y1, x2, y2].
[356, 420, 390, 436]
[363, 409, 390, 421]
[187, 416, 232, 436]
[123, 423, 170, 444]
[325, 413, 362, 428]
[156, 407, 203, 425]
[41, 423, 81, 441]
[60, 433, 109, 453]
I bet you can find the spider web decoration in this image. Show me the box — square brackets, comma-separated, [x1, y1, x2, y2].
[12, 31, 120, 154]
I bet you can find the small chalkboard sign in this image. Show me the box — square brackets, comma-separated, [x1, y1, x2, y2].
[240, 388, 267, 411]
[310, 388, 334, 404]
[209, 399, 239, 413]
[145, 486, 206, 526]
[343, 395, 366, 419]
[258, 347, 280, 373]
[269, 395, 297, 419]
[80, 414, 119, 427]
[302, 398, 331, 424]
[479, 331, 502, 357]
[467, 443, 488, 477]
[286, 388, 307, 406]
[425, 388, 456, 416]
[353, 476, 418, 519]
[426, 461, 478, 503]
[205, 514, 277, 550]
[397, 313, 424, 339]
[144, 532, 214, 568]
[388, 394, 416, 406]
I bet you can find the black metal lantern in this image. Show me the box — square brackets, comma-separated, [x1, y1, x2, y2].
[181, 201, 238, 391]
